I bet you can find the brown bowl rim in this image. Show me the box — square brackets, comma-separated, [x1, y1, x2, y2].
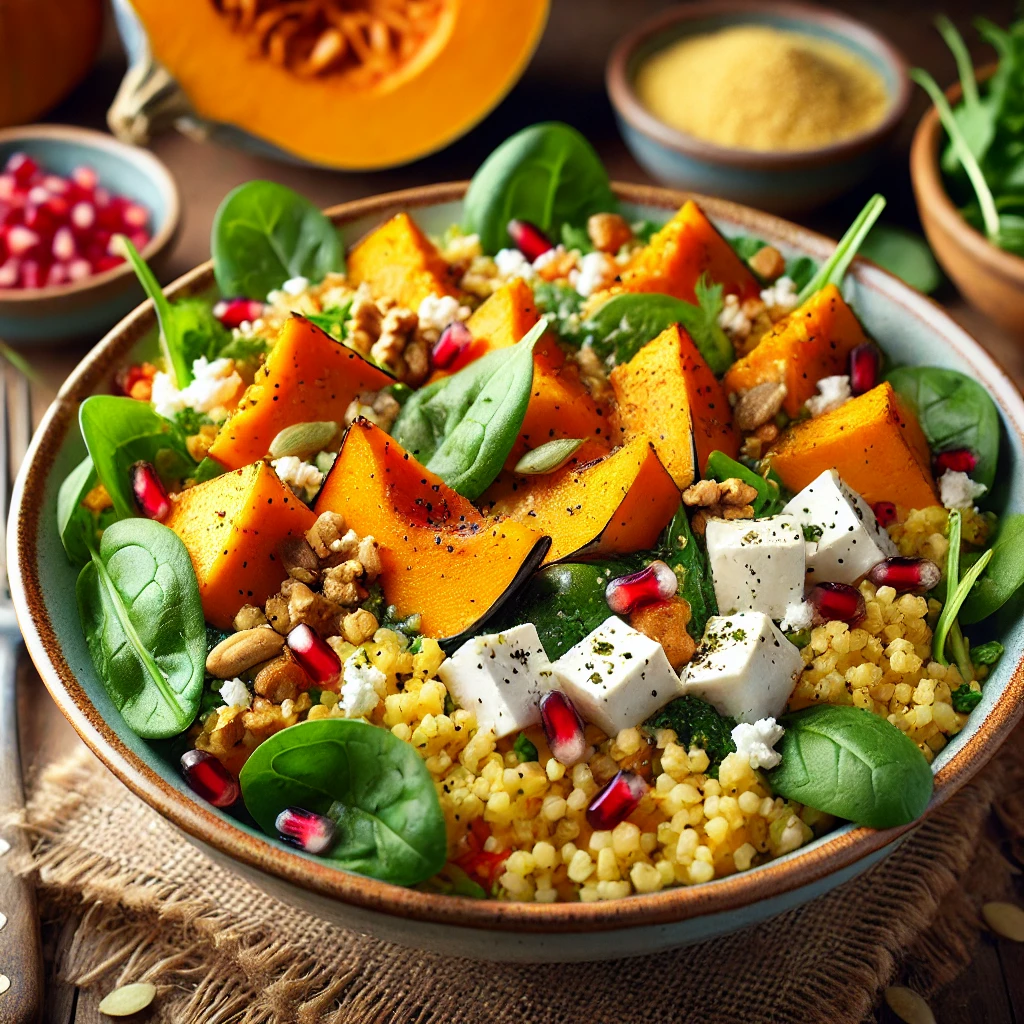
[606, 0, 912, 170]
[11, 180, 1024, 935]
[0, 124, 181, 303]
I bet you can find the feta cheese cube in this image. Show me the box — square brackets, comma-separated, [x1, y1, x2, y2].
[551, 616, 684, 737]
[681, 613, 803, 723]
[437, 623, 557, 738]
[783, 469, 896, 584]
[705, 514, 805, 619]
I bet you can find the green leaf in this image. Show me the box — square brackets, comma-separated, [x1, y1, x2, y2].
[514, 437, 585, 474]
[57, 456, 111, 566]
[531, 280, 584, 342]
[239, 718, 447, 886]
[76, 518, 206, 739]
[657, 504, 717, 641]
[704, 450, 784, 516]
[933, 509, 993, 669]
[191, 457, 226, 484]
[960, 514, 1024, 623]
[464, 122, 617, 254]
[768, 705, 933, 829]
[560, 222, 594, 254]
[306, 301, 353, 342]
[859, 225, 942, 294]
[211, 180, 343, 300]
[951, 683, 983, 713]
[513, 733, 539, 763]
[970, 640, 1004, 666]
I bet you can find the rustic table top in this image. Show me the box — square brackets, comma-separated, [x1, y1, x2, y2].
[15, 2, 1024, 1020]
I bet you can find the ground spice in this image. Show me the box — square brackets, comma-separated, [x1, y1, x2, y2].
[634, 25, 890, 152]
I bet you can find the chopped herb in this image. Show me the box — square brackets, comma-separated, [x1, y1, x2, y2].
[951, 683, 983, 713]
[802, 523, 823, 542]
[513, 733, 539, 763]
[971, 640, 1004, 666]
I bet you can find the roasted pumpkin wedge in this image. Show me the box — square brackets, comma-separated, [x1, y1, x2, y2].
[723, 283, 871, 417]
[115, 0, 549, 170]
[166, 461, 317, 630]
[208, 315, 393, 470]
[767, 382, 939, 510]
[314, 419, 550, 639]
[485, 437, 679, 563]
[616, 201, 760, 304]
[610, 323, 737, 489]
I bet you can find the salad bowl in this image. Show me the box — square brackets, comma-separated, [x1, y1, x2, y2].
[10, 181, 1024, 962]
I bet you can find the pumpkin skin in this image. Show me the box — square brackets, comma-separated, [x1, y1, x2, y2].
[119, 0, 549, 169]
[314, 419, 550, 640]
[0, 0, 102, 127]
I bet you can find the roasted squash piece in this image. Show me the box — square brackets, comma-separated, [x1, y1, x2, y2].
[723, 284, 870, 417]
[166, 462, 317, 630]
[610, 324, 737, 489]
[486, 438, 679, 563]
[314, 419, 549, 640]
[616, 201, 760, 304]
[208, 315, 393, 470]
[348, 213, 460, 310]
[767, 382, 939, 510]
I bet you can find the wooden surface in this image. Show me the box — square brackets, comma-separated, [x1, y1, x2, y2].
[12, 1, 1024, 1020]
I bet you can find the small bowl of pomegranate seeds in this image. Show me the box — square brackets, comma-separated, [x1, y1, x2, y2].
[0, 124, 179, 343]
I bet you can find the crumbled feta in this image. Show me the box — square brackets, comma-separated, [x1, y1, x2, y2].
[718, 293, 751, 340]
[780, 600, 814, 633]
[340, 648, 386, 718]
[417, 294, 470, 335]
[219, 676, 252, 709]
[759, 276, 799, 315]
[575, 251, 617, 297]
[532, 244, 565, 272]
[939, 469, 987, 509]
[282, 275, 310, 296]
[494, 248, 535, 280]
[732, 717, 785, 770]
[271, 455, 324, 501]
[150, 356, 243, 423]
[805, 375, 852, 417]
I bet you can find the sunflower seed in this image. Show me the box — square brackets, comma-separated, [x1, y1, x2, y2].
[98, 982, 157, 1017]
[884, 986, 935, 1024]
[982, 901, 1024, 941]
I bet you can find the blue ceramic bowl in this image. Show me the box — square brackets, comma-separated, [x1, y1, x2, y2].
[0, 124, 180, 345]
[607, 1, 911, 214]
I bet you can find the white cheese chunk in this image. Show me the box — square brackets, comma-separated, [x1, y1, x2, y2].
[681, 613, 803, 723]
[218, 676, 252, 710]
[732, 717, 785, 769]
[551, 616, 684, 737]
[938, 469, 987, 509]
[340, 648, 386, 719]
[705, 515, 805, 620]
[783, 469, 896, 585]
[437, 623, 557, 739]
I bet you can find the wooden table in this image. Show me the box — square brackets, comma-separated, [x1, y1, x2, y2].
[16, 2, 1024, 1020]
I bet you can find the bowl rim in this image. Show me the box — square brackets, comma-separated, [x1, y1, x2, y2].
[606, 0, 912, 170]
[11, 180, 1024, 935]
[0, 123, 181, 303]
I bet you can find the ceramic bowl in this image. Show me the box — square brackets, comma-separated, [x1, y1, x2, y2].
[10, 183, 1024, 962]
[0, 124, 180, 345]
[607, 1, 911, 213]
[910, 67, 1024, 336]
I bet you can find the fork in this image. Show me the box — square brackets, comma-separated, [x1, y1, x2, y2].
[0, 361, 42, 1024]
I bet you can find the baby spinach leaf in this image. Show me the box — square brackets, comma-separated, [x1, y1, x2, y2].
[211, 180, 343, 301]
[727, 234, 817, 290]
[79, 396, 196, 520]
[392, 320, 545, 500]
[658, 504, 717, 640]
[191, 457, 226, 484]
[464, 122, 616, 255]
[767, 705, 933, 829]
[57, 456, 112, 566]
[859, 225, 942, 294]
[960, 514, 1024, 623]
[239, 718, 447, 886]
[886, 366, 1000, 490]
[76, 518, 206, 739]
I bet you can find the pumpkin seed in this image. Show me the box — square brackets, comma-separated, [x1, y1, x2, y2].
[884, 986, 935, 1024]
[982, 901, 1024, 941]
[515, 438, 586, 475]
[268, 421, 338, 460]
[98, 981, 157, 1017]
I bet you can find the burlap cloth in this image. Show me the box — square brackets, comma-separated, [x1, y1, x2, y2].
[13, 726, 1024, 1024]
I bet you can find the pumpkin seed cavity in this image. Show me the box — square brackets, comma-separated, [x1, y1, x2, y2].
[98, 982, 157, 1017]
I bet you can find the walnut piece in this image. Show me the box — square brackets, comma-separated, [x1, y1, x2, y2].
[370, 306, 426, 386]
[322, 559, 364, 607]
[280, 578, 344, 635]
[233, 604, 268, 631]
[342, 608, 379, 645]
[343, 389, 402, 432]
[306, 511, 347, 559]
[254, 654, 307, 704]
[347, 287, 384, 357]
[682, 477, 758, 536]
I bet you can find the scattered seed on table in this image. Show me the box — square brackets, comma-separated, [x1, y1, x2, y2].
[97, 982, 157, 1017]
[884, 986, 936, 1024]
[982, 901, 1024, 942]
[0, 976, 10, 996]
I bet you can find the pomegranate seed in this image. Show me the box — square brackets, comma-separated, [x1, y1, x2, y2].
[586, 770, 649, 831]
[19, 260, 42, 289]
[130, 461, 171, 520]
[275, 807, 337, 854]
[180, 749, 239, 808]
[507, 218, 554, 262]
[68, 258, 91, 282]
[872, 501, 898, 528]
[287, 624, 341, 688]
[539, 690, 588, 767]
[26, 185, 49, 205]
[0, 258, 19, 288]
[93, 186, 111, 208]
[213, 297, 266, 329]
[71, 201, 95, 230]
[129, 230, 151, 251]
[71, 165, 97, 192]
[122, 203, 149, 229]
[6, 153, 39, 186]
[46, 263, 68, 287]
[0, 174, 14, 202]
[52, 226, 75, 261]
[432, 321, 472, 368]
[606, 560, 678, 615]
[94, 254, 123, 273]
[848, 344, 880, 396]
[6, 225, 38, 256]
[867, 556, 942, 593]
[808, 582, 866, 625]
[42, 174, 68, 194]
[934, 448, 977, 475]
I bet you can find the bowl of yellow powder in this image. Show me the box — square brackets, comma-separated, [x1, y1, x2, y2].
[607, 2, 911, 213]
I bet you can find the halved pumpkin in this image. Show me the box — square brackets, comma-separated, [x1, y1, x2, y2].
[485, 437, 679, 562]
[610, 323, 737, 489]
[166, 461, 317, 630]
[120, 0, 550, 170]
[314, 418, 549, 639]
[208, 315, 393, 470]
